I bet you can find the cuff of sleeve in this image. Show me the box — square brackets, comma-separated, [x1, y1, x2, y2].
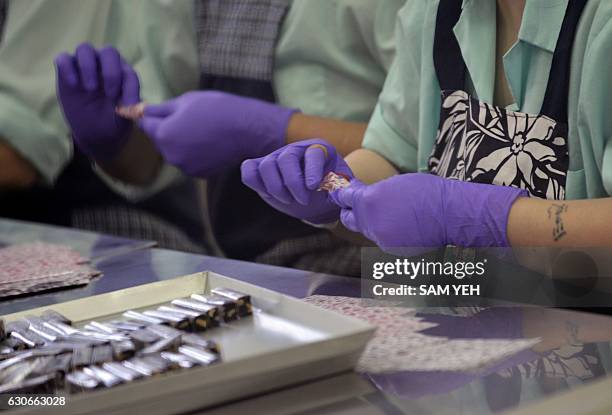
[93, 162, 183, 202]
[254, 102, 300, 157]
[0, 95, 71, 185]
[301, 220, 339, 230]
[362, 104, 418, 173]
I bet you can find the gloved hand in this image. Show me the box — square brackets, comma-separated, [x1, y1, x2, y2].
[241, 139, 353, 225]
[139, 91, 299, 177]
[55, 43, 140, 161]
[330, 173, 527, 250]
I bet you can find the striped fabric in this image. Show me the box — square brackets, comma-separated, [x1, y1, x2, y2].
[195, 0, 289, 81]
[0, 0, 6, 43]
[256, 232, 362, 278]
[71, 205, 206, 254]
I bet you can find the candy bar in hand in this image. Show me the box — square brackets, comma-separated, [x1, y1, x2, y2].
[317, 172, 351, 192]
[115, 102, 146, 120]
[211, 288, 253, 317]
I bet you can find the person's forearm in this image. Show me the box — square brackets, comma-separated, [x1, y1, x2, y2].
[508, 196, 612, 247]
[286, 113, 368, 157]
[97, 129, 162, 186]
[0, 140, 38, 189]
[345, 148, 399, 184]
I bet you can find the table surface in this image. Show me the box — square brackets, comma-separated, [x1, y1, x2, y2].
[1, 218, 612, 415]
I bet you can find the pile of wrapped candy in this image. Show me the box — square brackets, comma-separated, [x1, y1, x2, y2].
[0, 288, 252, 394]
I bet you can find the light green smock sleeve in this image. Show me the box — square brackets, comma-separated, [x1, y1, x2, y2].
[132, 0, 200, 104]
[0, 0, 198, 189]
[273, 0, 405, 123]
[0, 0, 126, 184]
[568, 2, 612, 198]
[362, 1, 440, 173]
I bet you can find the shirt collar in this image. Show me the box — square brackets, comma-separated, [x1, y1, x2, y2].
[518, 0, 568, 53]
[458, 0, 568, 53]
[452, 0, 569, 103]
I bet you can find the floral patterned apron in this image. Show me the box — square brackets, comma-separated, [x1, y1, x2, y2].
[428, 2, 603, 392]
[428, 0, 587, 200]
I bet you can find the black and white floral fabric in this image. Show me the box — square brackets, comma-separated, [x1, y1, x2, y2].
[429, 90, 569, 200]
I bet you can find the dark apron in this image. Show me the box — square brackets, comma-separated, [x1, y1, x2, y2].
[0, 0, 6, 42]
[196, 0, 320, 261]
[0, 150, 207, 247]
[428, 0, 587, 200]
[427, 1, 612, 316]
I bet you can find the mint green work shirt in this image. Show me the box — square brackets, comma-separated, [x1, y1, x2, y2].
[273, 0, 405, 123]
[0, 0, 198, 184]
[363, 0, 612, 199]
[108, 0, 406, 200]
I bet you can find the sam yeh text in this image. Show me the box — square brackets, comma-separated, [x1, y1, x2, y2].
[373, 284, 480, 297]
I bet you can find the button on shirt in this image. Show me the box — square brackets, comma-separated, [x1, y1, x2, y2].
[363, 0, 612, 199]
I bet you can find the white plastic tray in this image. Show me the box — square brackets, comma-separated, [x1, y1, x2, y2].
[5, 272, 375, 415]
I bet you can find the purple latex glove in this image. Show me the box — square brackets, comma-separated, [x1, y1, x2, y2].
[55, 43, 140, 161]
[330, 173, 527, 249]
[139, 91, 298, 177]
[241, 139, 354, 225]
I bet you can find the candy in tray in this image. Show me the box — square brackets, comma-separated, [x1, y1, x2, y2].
[211, 287, 253, 317]
[0, 287, 253, 395]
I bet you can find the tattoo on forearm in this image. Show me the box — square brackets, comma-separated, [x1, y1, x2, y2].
[565, 320, 580, 345]
[547, 204, 568, 241]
